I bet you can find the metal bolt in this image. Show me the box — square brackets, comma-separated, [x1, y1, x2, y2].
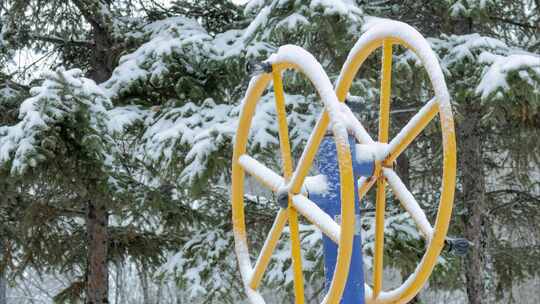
[277, 190, 289, 209]
[445, 237, 471, 256]
[247, 61, 273, 76]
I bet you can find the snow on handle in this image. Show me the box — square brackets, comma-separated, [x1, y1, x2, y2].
[234, 232, 265, 304]
[338, 102, 374, 144]
[355, 143, 389, 162]
[383, 168, 434, 240]
[339, 19, 450, 112]
[238, 156, 335, 238]
[266, 46, 340, 115]
[291, 194, 341, 244]
[238, 154, 284, 192]
[386, 97, 438, 158]
[237, 45, 357, 304]
[266, 45, 351, 189]
[238, 154, 327, 195]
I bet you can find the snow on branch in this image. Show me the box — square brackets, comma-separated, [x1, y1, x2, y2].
[103, 17, 213, 99]
[395, 31, 539, 102]
[0, 68, 112, 174]
[476, 52, 540, 100]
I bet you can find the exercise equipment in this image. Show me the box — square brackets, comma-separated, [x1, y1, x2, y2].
[231, 20, 457, 304]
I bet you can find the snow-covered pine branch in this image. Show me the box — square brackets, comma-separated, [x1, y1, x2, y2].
[0, 68, 112, 174]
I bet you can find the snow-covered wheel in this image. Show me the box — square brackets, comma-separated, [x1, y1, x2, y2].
[231, 45, 357, 304]
[335, 20, 457, 303]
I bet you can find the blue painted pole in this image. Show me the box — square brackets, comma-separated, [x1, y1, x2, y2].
[309, 134, 374, 304]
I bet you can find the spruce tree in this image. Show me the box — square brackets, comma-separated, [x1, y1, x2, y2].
[0, 1, 538, 303]
[0, 68, 116, 302]
[0, 2, 189, 302]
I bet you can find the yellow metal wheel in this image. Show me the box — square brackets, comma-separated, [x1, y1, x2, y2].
[231, 45, 356, 304]
[335, 20, 457, 304]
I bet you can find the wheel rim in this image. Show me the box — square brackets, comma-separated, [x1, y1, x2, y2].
[231, 45, 357, 304]
[335, 20, 457, 304]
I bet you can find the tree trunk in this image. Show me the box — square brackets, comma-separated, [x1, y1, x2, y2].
[70, 0, 115, 83]
[70, 2, 114, 302]
[458, 104, 486, 304]
[0, 239, 6, 304]
[89, 24, 114, 83]
[86, 200, 109, 304]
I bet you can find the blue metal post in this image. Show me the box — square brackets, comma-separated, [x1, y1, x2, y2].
[309, 134, 374, 304]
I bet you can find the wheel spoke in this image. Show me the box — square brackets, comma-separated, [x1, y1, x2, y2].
[373, 177, 387, 298]
[291, 194, 341, 244]
[378, 39, 393, 143]
[273, 65, 294, 177]
[288, 207, 304, 304]
[385, 98, 439, 164]
[383, 168, 434, 240]
[238, 155, 284, 192]
[289, 111, 330, 193]
[358, 176, 377, 199]
[339, 103, 374, 144]
[249, 208, 289, 290]
[273, 68, 305, 303]
[373, 40, 393, 298]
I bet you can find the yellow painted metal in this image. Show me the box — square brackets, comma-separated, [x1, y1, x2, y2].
[272, 65, 355, 304]
[272, 64, 356, 304]
[288, 208, 305, 304]
[273, 68, 294, 176]
[384, 101, 439, 166]
[232, 73, 272, 264]
[231, 74, 273, 304]
[273, 63, 355, 304]
[249, 208, 289, 290]
[378, 40, 393, 143]
[389, 95, 456, 304]
[358, 177, 377, 199]
[231, 38, 458, 302]
[273, 68, 305, 304]
[232, 54, 357, 303]
[373, 178, 387, 298]
[336, 39, 385, 102]
[289, 111, 330, 193]
[372, 40, 393, 298]
[335, 34, 456, 304]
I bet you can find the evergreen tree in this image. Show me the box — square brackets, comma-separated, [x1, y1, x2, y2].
[0, 68, 116, 302]
[0, 2, 190, 303]
[0, 0, 538, 303]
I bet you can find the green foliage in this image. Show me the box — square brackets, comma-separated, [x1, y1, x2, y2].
[0, 0, 539, 303]
[171, 0, 244, 35]
[0, 68, 112, 175]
